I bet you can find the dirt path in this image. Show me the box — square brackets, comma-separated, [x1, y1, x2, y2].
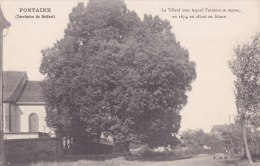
[21, 156, 251, 166]
[73, 156, 249, 166]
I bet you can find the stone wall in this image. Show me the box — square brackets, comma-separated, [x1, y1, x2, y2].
[5, 137, 63, 164]
[70, 141, 113, 155]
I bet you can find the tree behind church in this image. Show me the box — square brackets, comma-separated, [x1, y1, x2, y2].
[40, 0, 196, 153]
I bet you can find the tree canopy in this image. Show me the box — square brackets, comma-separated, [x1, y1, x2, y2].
[40, 0, 196, 150]
[229, 33, 260, 127]
[229, 33, 260, 161]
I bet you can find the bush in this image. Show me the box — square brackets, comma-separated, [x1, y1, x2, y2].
[141, 149, 166, 158]
[137, 147, 192, 161]
[37, 151, 53, 160]
[124, 154, 139, 161]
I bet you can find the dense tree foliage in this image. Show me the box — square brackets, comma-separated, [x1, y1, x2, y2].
[220, 123, 251, 147]
[40, 0, 196, 151]
[220, 123, 255, 157]
[181, 129, 223, 153]
[229, 34, 260, 127]
[229, 33, 260, 161]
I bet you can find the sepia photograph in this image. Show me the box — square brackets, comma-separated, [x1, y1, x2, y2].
[0, 0, 259, 165]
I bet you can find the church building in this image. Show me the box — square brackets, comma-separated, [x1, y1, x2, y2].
[3, 71, 51, 139]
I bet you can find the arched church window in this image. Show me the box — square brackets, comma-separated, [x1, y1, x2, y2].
[29, 113, 39, 132]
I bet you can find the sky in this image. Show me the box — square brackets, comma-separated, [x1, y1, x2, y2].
[1, 0, 260, 132]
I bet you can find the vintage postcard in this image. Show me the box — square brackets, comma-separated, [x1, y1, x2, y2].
[0, 0, 259, 165]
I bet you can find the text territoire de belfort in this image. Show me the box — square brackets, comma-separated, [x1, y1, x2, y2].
[16, 8, 54, 19]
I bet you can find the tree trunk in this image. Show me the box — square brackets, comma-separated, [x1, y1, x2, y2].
[243, 124, 252, 162]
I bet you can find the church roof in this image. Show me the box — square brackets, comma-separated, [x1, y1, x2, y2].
[210, 124, 231, 133]
[3, 71, 27, 102]
[3, 71, 44, 104]
[17, 81, 44, 104]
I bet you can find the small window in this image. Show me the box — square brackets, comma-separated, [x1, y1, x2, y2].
[29, 113, 39, 132]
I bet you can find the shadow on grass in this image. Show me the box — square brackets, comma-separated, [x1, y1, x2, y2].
[9, 154, 116, 166]
[9, 154, 195, 166]
[63, 154, 114, 161]
[125, 154, 194, 161]
[218, 159, 250, 166]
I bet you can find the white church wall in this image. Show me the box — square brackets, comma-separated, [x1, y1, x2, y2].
[10, 103, 20, 132]
[4, 103, 21, 132]
[18, 105, 51, 134]
[13, 104, 21, 132]
[3, 103, 9, 132]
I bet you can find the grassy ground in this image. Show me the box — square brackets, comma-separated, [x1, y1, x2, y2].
[10, 156, 257, 166]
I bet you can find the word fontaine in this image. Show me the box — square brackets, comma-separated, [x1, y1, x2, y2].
[19, 8, 51, 12]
